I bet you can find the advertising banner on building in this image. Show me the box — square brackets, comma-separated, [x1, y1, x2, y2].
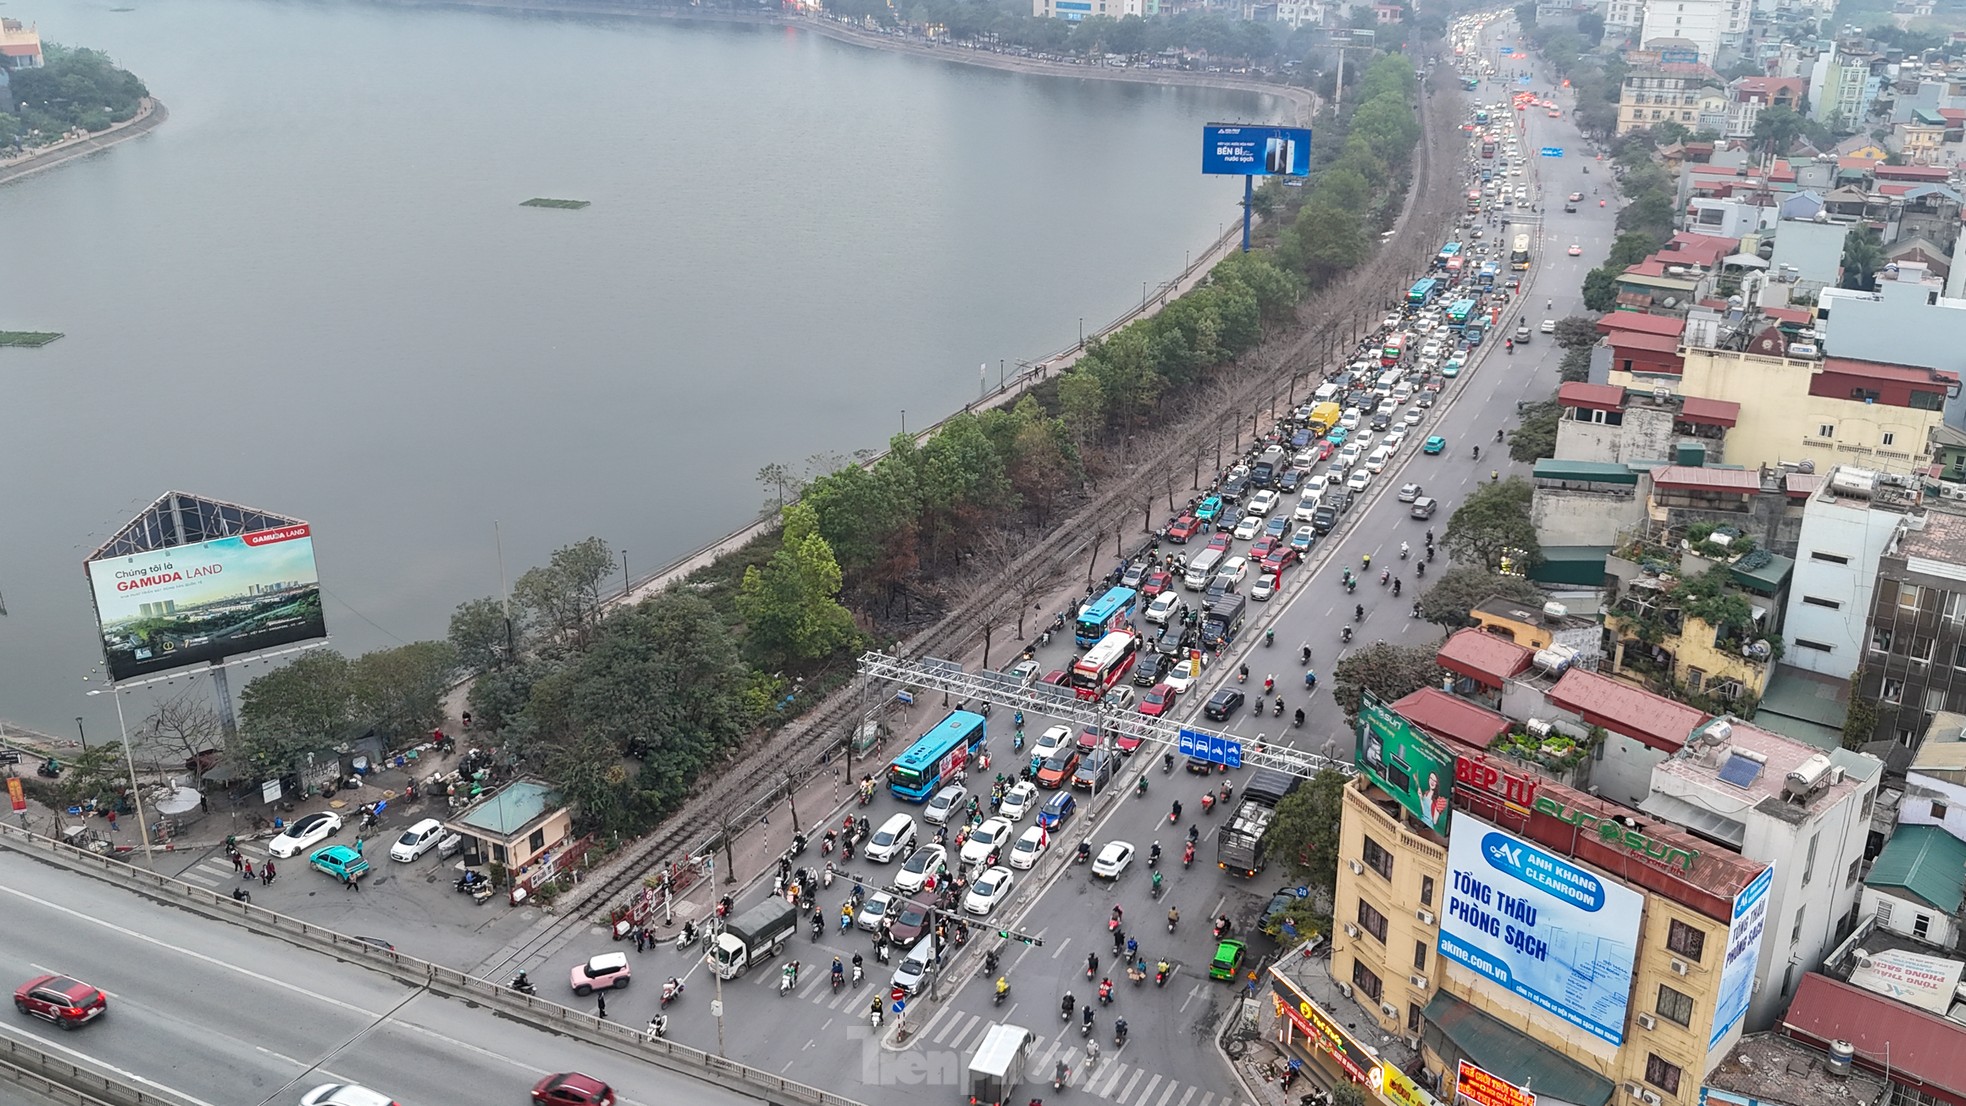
[1356, 692, 1455, 835]
[1376, 1061, 1440, 1106]
[1456, 1060, 1535, 1106]
[1848, 946, 1966, 1015]
[1438, 813, 1644, 1046]
[1708, 864, 1774, 1047]
[1202, 125, 1313, 177]
[1270, 978, 1370, 1082]
[85, 524, 326, 681]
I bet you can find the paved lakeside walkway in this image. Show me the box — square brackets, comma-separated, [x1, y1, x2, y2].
[0, 98, 168, 188]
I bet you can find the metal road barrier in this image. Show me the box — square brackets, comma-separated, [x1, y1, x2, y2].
[0, 1038, 176, 1106]
[0, 824, 869, 1106]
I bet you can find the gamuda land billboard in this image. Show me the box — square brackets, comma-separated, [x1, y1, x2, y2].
[86, 525, 326, 681]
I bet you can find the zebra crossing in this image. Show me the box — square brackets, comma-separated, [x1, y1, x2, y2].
[755, 966, 1251, 1106]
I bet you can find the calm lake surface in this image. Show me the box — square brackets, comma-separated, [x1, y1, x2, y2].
[0, 0, 1274, 736]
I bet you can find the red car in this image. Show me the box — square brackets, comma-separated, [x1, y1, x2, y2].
[1248, 539, 1279, 563]
[533, 1074, 615, 1106]
[14, 974, 107, 1028]
[1313, 440, 1336, 462]
[1262, 548, 1300, 574]
[1041, 670, 1069, 687]
[1167, 516, 1200, 543]
[1205, 533, 1232, 554]
[1141, 570, 1173, 598]
[1139, 683, 1180, 718]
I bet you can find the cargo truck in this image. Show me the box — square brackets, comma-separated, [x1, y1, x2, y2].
[710, 898, 797, 979]
[1217, 768, 1303, 878]
[966, 1024, 1036, 1106]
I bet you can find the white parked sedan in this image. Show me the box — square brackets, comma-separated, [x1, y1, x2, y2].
[268, 811, 343, 859]
[896, 844, 946, 893]
[961, 817, 1014, 867]
[964, 867, 1016, 915]
[1007, 825, 1048, 870]
[999, 781, 1040, 822]
[857, 889, 898, 931]
[389, 817, 447, 863]
[1091, 841, 1135, 879]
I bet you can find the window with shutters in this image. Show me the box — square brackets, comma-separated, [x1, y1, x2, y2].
[1656, 985, 1694, 1027]
[1646, 1055, 1683, 1095]
[1352, 961, 1383, 1002]
[1357, 900, 1388, 943]
[1362, 836, 1394, 879]
[1666, 919, 1705, 961]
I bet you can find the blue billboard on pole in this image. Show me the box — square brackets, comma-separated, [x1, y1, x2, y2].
[1438, 813, 1644, 1046]
[1203, 125, 1312, 177]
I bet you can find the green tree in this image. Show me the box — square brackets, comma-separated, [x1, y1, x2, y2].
[449, 596, 518, 674]
[1616, 193, 1676, 242]
[1415, 565, 1547, 631]
[1577, 10, 1606, 43]
[512, 536, 615, 650]
[737, 502, 861, 666]
[1581, 266, 1621, 312]
[1751, 105, 1806, 155]
[1057, 370, 1107, 454]
[1841, 225, 1886, 290]
[1510, 399, 1561, 461]
[1444, 477, 1541, 571]
[1514, 1, 1538, 27]
[1559, 346, 1593, 384]
[1333, 1084, 1368, 1106]
[237, 650, 356, 773]
[1264, 770, 1349, 895]
[349, 641, 458, 742]
[1553, 315, 1600, 349]
[1331, 643, 1445, 721]
[1842, 669, 1879, 750]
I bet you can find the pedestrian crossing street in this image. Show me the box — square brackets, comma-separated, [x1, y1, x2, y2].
[757, 964, 1253, 1106]
[178, 847, 285, 890]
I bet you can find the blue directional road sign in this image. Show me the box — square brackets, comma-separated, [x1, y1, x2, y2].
[1541, 146, 1565, 158]
[1177, 727, 1245, 768]
[892, 999, 906, 1015]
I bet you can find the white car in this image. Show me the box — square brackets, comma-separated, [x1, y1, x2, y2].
[1103, 685, 1135, 712]
[1385, 428, 1408, 451]
[1091, 841, 1135, 879]
[1398, 483, 1424, 503]
[1032, 725, 1072, 763]
[961, 817, 1014, 867]
[1337, 444, 1363, 469]
[857, 889, 897, 931]
[1245, 490, 1279, 516]
[389, 817, 446, 863]
[268, 811, 342, 859]
[1007, 825, 1048, 870]
[1145, 592, 1183, 626]
[1419, 341, 1443, 361]
[1403, 409, 1426, 427]
[964, 867, 1016, 915]
[865, 813, 917, 863]
[1347, 470, 1371, 493]
[1251, 575, 1277, 602]
[896, 844, 946, 892]
[1338, 410, 1363, 431]
[1165, 654, 1206, 694]
[1233, 515, 1263, 540]
[301, 1086, 397, 1106]
[999, 781, 1040, 822]
[1540, 318, 1557, 334]
[923, 784, 968, 827]
[891, 935, 937, 996]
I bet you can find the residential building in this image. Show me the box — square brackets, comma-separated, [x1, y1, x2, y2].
[1642, 0, 1729, 63]
[1703, 1034, 1887, 1106]
[1898, 712, 1966, 842]
[1857, 502, 1966, 747]
[1811, 47, 1877, 129]
[443, 778, 577, 897]
[1860, 823, 1966, 949]
[1606, 0, 1645, 35]
[1726, 76, 1808, 137]
[1765, 216, 1857, 299]
[0, 19, 40, 70]
[1619, 62, 1727, 135]
[1784, 969, 1966, 1106]
[1785, 467, 1923, 679]
[1817, 262, 1966, 429]
[1642, 718, 1882, 1024]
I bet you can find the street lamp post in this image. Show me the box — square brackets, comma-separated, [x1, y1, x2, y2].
[74, 717, 85, 752]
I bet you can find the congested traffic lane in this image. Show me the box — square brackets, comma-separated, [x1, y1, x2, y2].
[0, 849, 775, 1106]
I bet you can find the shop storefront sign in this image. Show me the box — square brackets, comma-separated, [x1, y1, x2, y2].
[1271, 978, 1370, 1082]
[1456, 1060, 1535, 1106]
[1530, 795, 1698, 871]
[1375, 1061, 1439, 1106]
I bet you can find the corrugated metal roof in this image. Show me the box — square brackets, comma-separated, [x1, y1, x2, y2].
[1679, 396, 1741, 427]
[1435, 627, 1534, 686]
[1557, 381, 1624, 409]
[1548, 669, 1707, 752]
[1390, 687, 1510, 751]
[1425, 990, 1617, 1106]
[1866, 824, 1966, 913]
[1651, 464, 1761, 491]
[1785, 973, 1966, 1101]
[1534, 458, 1640, 485]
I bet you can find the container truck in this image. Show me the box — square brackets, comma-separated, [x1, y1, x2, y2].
[710, 898, 797, 979]
[966, 1024, 1036, 1106]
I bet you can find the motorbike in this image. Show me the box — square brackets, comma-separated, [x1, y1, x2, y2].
[1293, 709, 1305, 728]
[1200, 793, 1215, 814]
[1392, 579, 1402, 597]
[1154, 965, 1169, 987]
[1345, 578, 1357, 594]
[1114, 1021, 1130, 1046]
[1380, 569, 1390, 587]
[1062, 996, 1076, 1022]
[454, 873, 487, 893]
[675, 926, 698, 952]
[1055, 1065, 1072, 1091]
[661, 979, 685, 1008]
[1213, 917, 1231, 939]
[716, 896, 733, 919]
[811, 915, 824, 940]
[821, 831, 836, 856]
[1098, 982, 1113, 1006]
[1341, 625, 1353, 643]
[1182, 841, 1195, 867]
[1273, 698, 1284, 717]
[1136, 776, 1148, 796]
[1167, 911, 1179, 934]
[822, 863, 834, 888]
[1076, 841, 1091, 864]
[780, 969, 797, 996]
[1162, 753, 1174, 775]
[1399, 544, 1410, 561]
[509, 973, 536, 995]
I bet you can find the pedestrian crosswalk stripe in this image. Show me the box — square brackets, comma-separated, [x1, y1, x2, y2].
[1176, 1085, 1199, 1106]
[1123, 1071, 1158, 1105]
[1093, 1062, 1129, 1097]
[1153, 1079, 1179, 1106]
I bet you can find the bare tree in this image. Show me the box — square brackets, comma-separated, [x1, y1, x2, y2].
[132, 689, 224, 776]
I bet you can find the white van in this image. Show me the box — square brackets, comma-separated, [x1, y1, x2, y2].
[1313, 382, 1340, 403]
[865, 813, 918, 863]
[1183, 548, 1225, 590]
[1294, 487, 1325, 521]
[1365, 446, 1393, 474]
[1375, 369, 1402, 391]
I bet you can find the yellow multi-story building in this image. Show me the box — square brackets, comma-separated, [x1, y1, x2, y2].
[1286, 727, 1773, 1106]
[1610, 347, 1952, 475]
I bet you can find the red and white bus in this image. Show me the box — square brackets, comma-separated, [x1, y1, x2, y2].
[1380, 333, 1407, 367]
[1072, 631, 1140, 701]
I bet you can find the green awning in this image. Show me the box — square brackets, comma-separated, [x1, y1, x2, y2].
[1529, 545, 1610, 587]
[1729, 552, 1793, 594]
[1423, 990, 1617, 1106]
[1532, 459, 1639, 485]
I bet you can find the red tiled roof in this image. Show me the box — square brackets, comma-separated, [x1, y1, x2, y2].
[1389, 688, 1510, 752]
[1878, 164, 1951, 181]
[1610, 331, 1681, 355]
[1786, 472, 1823, 499]
[1688, 165, 1744, 176]
[1435, 628, 1535, 687]
[1784, 973, 1966, 1101]
[1880, 182, 1918, 197]
[1663, 232, 1740, 267]
[1938, 108, 1966, 123]
[1839, 155, 1882, 170]
[1558, 381, 1624, 410]
[1650, 464, 1761, 492]
[0, 43, 37, 56]
[1762, 306, 1811, 325]
[1547, 668, 1707, 752]
[1824, 356, 1961, 386]
[1678, 396, 1740, 427]
[1597, 312, 1684, 337]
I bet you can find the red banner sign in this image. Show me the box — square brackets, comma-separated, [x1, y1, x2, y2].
[6, 777, 22, 812]
[1457, 1060, 1535, 1106]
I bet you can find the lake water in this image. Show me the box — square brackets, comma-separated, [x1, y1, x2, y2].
[0, 0, 1272, 737]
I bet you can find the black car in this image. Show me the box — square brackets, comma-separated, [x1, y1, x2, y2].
[1204, 688, 1245, 721]
[1185, 756, 1217, 775]
[1310, 506, 1338, 534]
[1132, 651, 1173, 687]
[1325, 489, 1352, 514]
[1277, 469, 1304, 493]
[1154, 621, 1189, 655]
[1370, 414, 1393, 431]
[1220, 474, 1249, 502]
[1072, 750, 1115, 791]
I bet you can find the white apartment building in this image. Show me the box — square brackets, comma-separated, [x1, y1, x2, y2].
[1786, 468, 1921, 679]
[1642, 0, 1728, 63]
[1643, 719, 1883, 1026]
[1818, 261, 1966, 430]
[1607, 0, 1647, 34]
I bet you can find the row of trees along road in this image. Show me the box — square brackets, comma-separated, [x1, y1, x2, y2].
[0, 44, 147, 150]
[226, 53, 1426, 839]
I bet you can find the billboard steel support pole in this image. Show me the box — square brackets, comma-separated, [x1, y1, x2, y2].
[1242, 176, 1253, 254]
[110, 689, 155, 862]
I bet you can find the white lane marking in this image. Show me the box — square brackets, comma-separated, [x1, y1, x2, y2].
[0, 885, 379, 1017]
[0, 1022, 225, 1106]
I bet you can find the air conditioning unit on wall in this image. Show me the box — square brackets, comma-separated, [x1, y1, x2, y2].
[1381, 1003, 1400, 1017]
[1637, 1013, 1658, 1030]
[1669, 959, 1690, 975]
[1345, 923, 1361, 937]
[1417, 909, 1436, 925]
[1640, 1092, 1662, 1106]
[1349, 859, 1365, 875]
